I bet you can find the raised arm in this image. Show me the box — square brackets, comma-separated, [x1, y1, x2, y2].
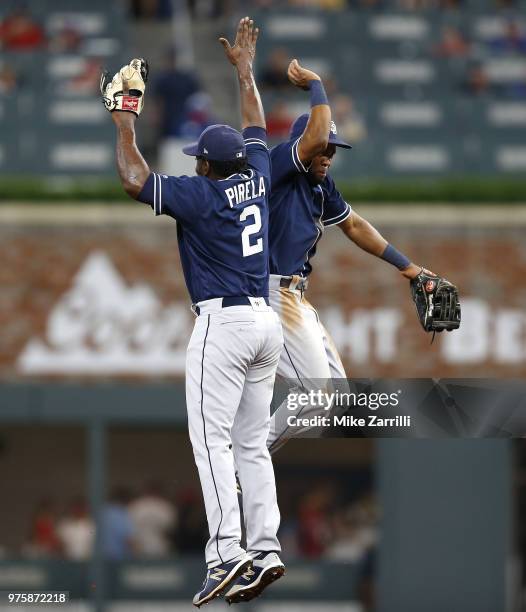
[287, 59, 331, 165]
[112, 112, 150, 198]
[101, 58, 151, 199]
[338, 211, 422, 279]
[220, 16, 265, 130]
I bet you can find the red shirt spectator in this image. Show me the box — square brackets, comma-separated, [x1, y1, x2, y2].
[0, 10, 46, 51]
[29, 499, 61, 556]
[266, 101, 294, 139]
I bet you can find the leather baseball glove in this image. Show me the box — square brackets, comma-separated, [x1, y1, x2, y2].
[410, 268, 461, 334]
[100, 58, 149, 116]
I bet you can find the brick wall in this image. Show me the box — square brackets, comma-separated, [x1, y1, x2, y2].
[2, 207, 525, 379]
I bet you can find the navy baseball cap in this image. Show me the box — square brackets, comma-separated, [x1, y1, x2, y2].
[289, 114, 352, 149]
[182, 124, 246, 161]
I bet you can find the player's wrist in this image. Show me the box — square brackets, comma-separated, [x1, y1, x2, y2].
[400, 263, 422, 280]
[381, 243, 411, 271]
[236, 59, 254, 73]
[308, 79, 328, 107]
[112, 110, 138, 125]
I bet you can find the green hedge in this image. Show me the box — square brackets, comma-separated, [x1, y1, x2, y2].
[0, 176, 525, 203]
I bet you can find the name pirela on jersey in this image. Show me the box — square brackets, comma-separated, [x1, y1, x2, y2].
[225, 175, 266, 208]
[137, 127, 271, 303]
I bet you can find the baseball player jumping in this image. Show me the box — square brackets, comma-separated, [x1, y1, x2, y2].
[102, 17, 285, 607]
[266, 63, 459, 452]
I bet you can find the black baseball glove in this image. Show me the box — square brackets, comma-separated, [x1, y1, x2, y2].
[410, 269, 461, 334]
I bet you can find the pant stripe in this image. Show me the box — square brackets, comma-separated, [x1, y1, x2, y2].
[269, 342, 308, 454]
[283, 342, 304, 390]
[199, 314, 224, 564]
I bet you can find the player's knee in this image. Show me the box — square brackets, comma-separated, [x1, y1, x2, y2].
[232, 438, 269, 457]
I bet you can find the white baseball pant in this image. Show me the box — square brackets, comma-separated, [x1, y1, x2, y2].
[186, 297, 283, 568]
[267, 275, 348, 453]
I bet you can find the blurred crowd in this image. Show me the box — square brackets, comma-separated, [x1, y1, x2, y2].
[257, 20, 526, 109]
[0, 6, 105, 97]
[19, 479, 377, 564]
[129, 0, 522, 18]
[2, 0, 523, 177]
[279, 480, 378, 562]
[22, 482, 203, 560]
[0, 5, 215, 140]
[259, 46, 367, 142]
[427, 18, 526, 98]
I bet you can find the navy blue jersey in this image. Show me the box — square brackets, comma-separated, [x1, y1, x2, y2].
[138, 127, 271, 303]
[269, 137, 352, 277]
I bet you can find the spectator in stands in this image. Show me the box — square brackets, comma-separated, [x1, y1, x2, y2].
[396, 0, 433, 9]
[173, 487, 208, 554]
[130, 0, 173, 19]
[186, 0, 236, 18]
[0, 8, 45, 51]
[153, 48, 202, 138]
[463, 62, 490, 96]
[48, 23, 83, 53]
[56, 497, 94, 561]
[433, 25, 470, 58]
[495, 0, 518, 8]
[266, 101, 295, 139]
[438, 0, 464, 9]
[129, 482, 176, 558]
[325, 497, 378, 562]
[353, 0, 385, 7]
[332, 93, 367, 143]
[179, 92, 217, 139]
[259, 48, 291, 90]
[289, 0, 348, 8]
[24, 498, 61, 558]
[297, 484, 334, 558]
[325, 508, 362, 561]
[489, 21, 526, 55]
[397, 0, 463, 8]
[60, 58, 103, 96]
[0, 64, 17, 95]
[102, 487, 135, 560]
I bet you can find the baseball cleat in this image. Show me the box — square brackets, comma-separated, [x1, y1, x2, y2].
[192, 554, 252, 608]
[224, 551, 285, 604]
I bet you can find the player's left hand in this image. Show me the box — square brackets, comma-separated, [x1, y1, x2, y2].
[410, 268, 461, 334]
[400, 262, 428, 280]
[287, 59, 322, 90]
[219, 16, 259, 68]
[100, 58, 149, 116]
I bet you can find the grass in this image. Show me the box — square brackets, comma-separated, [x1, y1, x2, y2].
[0, 176, 525, 203]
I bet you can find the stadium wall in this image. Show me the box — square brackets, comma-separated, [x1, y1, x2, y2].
[1, 204, 526, 381]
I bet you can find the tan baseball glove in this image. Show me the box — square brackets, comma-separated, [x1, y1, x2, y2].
[100, 58, 149, 116]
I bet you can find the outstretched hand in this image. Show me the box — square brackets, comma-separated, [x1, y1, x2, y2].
[401, 264, 435, 280]
[287, 59, 321, 90]
[219, 16, 259, 68]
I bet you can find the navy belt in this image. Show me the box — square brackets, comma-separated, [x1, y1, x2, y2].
[279, 276, 309, 291]
[194, 296, 269, 316]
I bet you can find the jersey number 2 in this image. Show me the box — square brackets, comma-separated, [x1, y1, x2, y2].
[240, 204, 263, 257]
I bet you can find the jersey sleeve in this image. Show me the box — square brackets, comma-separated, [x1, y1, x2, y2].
[137, 172, 201, 224]
[320, 175, 352, 227]
[270, 138, 309, 187]
[243, 126, 270, 178]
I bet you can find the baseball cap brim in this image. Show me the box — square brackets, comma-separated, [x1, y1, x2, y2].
[330, 135, 352, 149]
[182, 142, 200, 156]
